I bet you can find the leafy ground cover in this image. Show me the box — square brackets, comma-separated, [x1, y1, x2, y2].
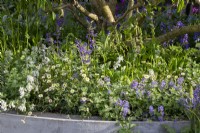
[0, 0, 200, 132]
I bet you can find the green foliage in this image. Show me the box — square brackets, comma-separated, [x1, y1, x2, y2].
[161, 124, 176, 133]
[0, 0, 200, 131]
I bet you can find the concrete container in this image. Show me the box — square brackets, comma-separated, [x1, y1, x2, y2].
[0, 113, 190, 133]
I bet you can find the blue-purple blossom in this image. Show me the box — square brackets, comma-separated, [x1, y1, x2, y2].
[130, 80, 138, 89]
[158, 106, 164, 112]
[176, 21, 184, 28]
[149, 105, 154, 115]
[146, 91, 151, 97]
[122, 107, 129, 117]
[104, 76, 110, 82]
[107, 90, 111, 95]
[169, 80, 175, 87]
[192, 6, 199, 14]
[45, 33, 53, 45]
[158, 116, 164, 121]
[194, 32, 200, 43]
[116, 99, 123, 106]
[115, 99, 130, 117]
[177, 77, 184, 85]
[75, 39, 92, 64]
[193, 85, 200, 108]
[158, 105, 164, 121]
[160, 22, 166, 33]
[160, 80, 166, 89]
[151, 81, 158, 88]
[56, 17, 64, 27]
[123, 100, 129, 108]
[180, 34, 188, 44]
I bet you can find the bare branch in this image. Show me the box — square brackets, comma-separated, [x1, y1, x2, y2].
[73, 0, 99, 22]
[126, 0, 134, 20]
[115, 2, 142, 24]
[71, 11, 89, 29]
[154, 24, 200, 43]
[96, 0, 115, 23]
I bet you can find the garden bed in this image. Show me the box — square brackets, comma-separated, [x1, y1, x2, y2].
[0, 113, 190, 133]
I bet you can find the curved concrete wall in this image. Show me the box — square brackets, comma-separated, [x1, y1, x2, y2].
[0, 113, 190, 133]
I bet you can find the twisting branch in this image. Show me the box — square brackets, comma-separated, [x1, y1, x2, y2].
[115, 2, 143, 24]
[69, 8, 89, 29]
[126, 0, 134, 20]
[96, 0, 115, 23]
[154, 24, 200, 43]
[73, 0, 99, 22]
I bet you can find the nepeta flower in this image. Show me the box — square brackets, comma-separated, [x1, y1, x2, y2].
[169, 80, 175, 87]
[75, 39, 92, 64]
[158, 105, 164, 121]
[160, 22, 166, 33]
[122, 107, 129, 117]
[115, 99, 130, 117]
[104, 76, 110, 83]
[149, 105, 154, 115]
[122, 100, 130, 117]
[160, 80, 166, 89]
[116, 99, 123, 106]
[130, 80, 138, 89]
[193, 85, 200, 108]
[177, 77, 184, 85]
[194, 32, 200, 43]
[56, 17, 64, 27]
[158, 106, 164, 112]
[176, 21, 184, 28]
[151, 81, 158, 88]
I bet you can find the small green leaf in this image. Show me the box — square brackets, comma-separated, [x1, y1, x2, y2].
[52, 11, 56, 20]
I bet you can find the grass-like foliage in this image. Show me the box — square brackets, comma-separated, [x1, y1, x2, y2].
[0, 0, 200, 131]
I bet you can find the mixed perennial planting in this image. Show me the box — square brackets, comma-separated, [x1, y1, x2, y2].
[0, 0, 200, 132]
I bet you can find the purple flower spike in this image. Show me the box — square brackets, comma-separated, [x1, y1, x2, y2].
[158, 106, 164, 112]
[149, 105, 154, 115]
[131, 80, 138, 89]
[160, 80, 166, 89]
[177, 77, 184, 85]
